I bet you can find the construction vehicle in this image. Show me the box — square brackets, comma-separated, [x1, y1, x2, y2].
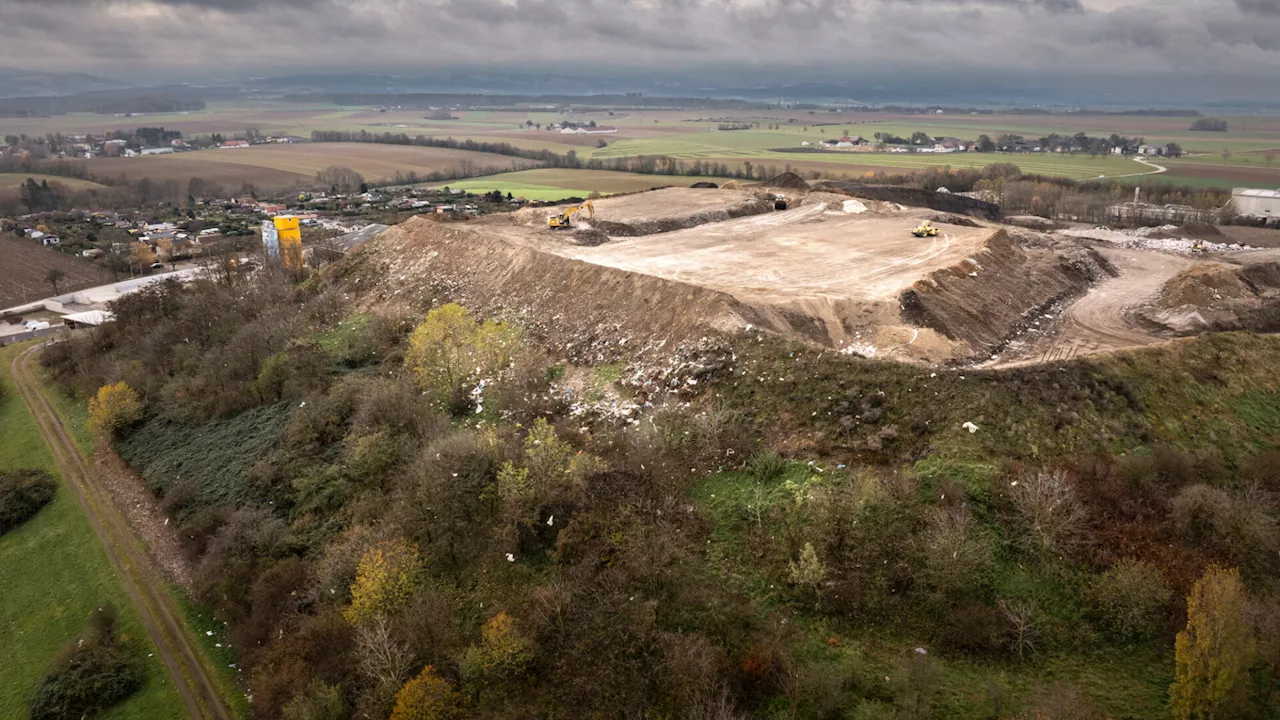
[547, 200, 594, 229]
[774, 194, 787, 211]
[912, 220, 940, 238]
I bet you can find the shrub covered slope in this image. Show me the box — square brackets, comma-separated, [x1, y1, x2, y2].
[41, 264, 1280, 720]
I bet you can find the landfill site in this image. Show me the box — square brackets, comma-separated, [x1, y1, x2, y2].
[352, 179, 1280, 367]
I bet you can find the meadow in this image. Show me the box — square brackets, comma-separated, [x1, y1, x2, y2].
[0, 342, 185, 719]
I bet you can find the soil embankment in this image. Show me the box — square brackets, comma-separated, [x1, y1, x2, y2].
[348, 217, 777, 361]
[815, 183, 1001, 220]
[900, 231, 1114, 356]
[1138, 261, 1280, 334]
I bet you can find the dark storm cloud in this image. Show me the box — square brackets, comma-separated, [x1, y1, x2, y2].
[1236, 0, 1279, 14]
[0, 0, 1276, 87]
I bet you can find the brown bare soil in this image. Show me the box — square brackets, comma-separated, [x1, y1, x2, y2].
[1138, 261, 1280, 334]
[351, 188, 1045, 363]
[348, 186, 1280, 369]
[0, 237, 110, 309]
[88, 143, 532, 191]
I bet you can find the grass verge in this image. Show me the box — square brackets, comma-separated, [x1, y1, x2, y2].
[0, 342, 186, 719]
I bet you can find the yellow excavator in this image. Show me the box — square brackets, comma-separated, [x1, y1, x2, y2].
[547, 200, 594, 229]
[912, 220, 940, 238]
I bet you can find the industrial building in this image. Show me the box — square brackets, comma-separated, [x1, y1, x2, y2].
[1233, 188, 1280, 225]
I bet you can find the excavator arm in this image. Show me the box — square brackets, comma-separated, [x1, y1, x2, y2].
[548, 200, 595, 229]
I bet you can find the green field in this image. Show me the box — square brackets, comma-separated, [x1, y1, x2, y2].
[4, 102, 1279, 194]
[0, 342, 185, 719]
[429, 168, 734, 200]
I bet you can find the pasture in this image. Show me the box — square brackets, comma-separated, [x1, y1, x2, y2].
[86, 142, 534, 191]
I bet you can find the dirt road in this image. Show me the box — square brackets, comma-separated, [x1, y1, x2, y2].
[11, 343, 232, 720]
[995, 247, 1191, 365]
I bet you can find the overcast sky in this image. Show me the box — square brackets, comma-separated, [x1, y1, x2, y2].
[1, 0, 1278, 99]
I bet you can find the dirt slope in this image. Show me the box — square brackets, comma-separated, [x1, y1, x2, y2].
[346, 216, 771, 362]
[1138, 261, 1280, 334]
[513, 187, 775, 236]
[900, 231, 1114, 356]
[1, 237, 110, 309]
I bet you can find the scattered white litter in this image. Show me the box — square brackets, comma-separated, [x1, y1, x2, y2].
[546, 515, 554, 526]
[909, 329, 919, 345]
[842, 199, 867, 214]
[839, 343, 877, 358]
[505, 553, 515, 562]
[962, 421, 979, 434]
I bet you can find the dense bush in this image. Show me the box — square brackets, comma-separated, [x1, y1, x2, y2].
[1088, 558, 1172, 641]
[0, 469, 56, 534]
[38, 261, 1280, 719]
[87, 381, 141, 437]
[28, 606, 143, 720]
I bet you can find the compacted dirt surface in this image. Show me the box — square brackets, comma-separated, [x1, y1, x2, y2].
[354, 186, 1280, 367]
[558, 202, 992, 303]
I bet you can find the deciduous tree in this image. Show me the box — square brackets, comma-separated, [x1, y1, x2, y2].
[390, 666, 462, 720]
[345, 537, 420, 625]
[1170, 566, 1256, 720]
[403, 303, 521, 412]
[87, 382, 142, 437]
[44, 268, 66, 295]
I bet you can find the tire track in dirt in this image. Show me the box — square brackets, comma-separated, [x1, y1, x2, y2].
[11, 343, 232, 720]
[990, 248, 1192, 367]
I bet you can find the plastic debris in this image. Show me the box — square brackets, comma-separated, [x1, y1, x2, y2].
[962, 421, 979, 434]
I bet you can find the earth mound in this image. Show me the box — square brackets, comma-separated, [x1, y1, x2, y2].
[814, 183, 1001, 220]
[769, 172, 809, 189]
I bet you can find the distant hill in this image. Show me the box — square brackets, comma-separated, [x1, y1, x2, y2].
[0, 68, 130, 99]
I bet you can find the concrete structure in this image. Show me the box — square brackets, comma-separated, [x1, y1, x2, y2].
[1233, 188, 1280, 223]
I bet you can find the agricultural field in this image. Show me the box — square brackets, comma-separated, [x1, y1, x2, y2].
[428, 168, 733, 200]
[86, 142, 534, 191]
[7, 102, 1280, 194]
[0, 236, 110, 309]
[0, 173, 108, 191]
[0, 342, 186, 719]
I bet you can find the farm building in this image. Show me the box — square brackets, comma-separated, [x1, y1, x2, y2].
[1233, 188, 1280, 223]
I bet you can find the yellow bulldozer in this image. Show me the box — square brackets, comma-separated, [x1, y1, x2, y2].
[912, 220, 940, 238]
[548, 200, 594, 229]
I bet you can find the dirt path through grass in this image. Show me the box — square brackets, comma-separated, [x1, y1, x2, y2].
[11, 343, 233, 720]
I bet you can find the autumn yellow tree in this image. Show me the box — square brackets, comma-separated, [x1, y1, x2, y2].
[403, 303, 521, 411]
[390, 666, 463, 720]
[461, 611, 533, 682]
[1170, 565, 1256, 720]
[88, 382, 142, 437]
[155, 237, 174, 263]
[128, 241, 156, 274]
[345, 537, 421, 625]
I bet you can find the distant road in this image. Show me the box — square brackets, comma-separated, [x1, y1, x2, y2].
[1096, 156, 1168, 180]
